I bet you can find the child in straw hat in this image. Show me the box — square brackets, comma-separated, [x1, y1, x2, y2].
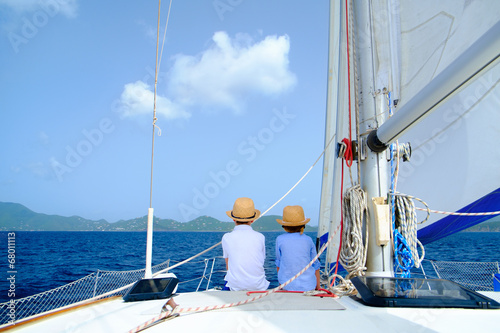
[222, 197, 270, 291]
[275, 205, 320, 291]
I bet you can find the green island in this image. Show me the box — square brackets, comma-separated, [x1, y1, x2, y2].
[0, 202, 317, 232]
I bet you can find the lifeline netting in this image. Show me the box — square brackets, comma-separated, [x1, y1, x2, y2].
[430, 261, 500, 292]
[0, 259, 171, 325]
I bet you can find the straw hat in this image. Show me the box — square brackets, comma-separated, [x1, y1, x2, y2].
[276, 205, 310, 226]
[226, 197, 261, 222]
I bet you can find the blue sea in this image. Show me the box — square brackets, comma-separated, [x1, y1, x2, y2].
[1, 231, 499, 303]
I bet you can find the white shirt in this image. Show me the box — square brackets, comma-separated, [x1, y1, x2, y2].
[222, 224, 270, 291]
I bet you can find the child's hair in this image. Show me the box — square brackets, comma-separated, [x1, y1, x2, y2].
[282, 225, 305, 234]
[235, 221, 252, 225]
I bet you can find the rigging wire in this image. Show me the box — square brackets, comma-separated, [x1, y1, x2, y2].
[256, 132, 337, 220]
[149, 0, 173, 208]
[158, 0, 173, 76]
[149, 0, 162, 209]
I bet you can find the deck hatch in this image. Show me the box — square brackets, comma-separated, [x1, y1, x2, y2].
[123, 277, 179, 302]
[351, 276, 500, 309]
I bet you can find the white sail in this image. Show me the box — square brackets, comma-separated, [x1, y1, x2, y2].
[393, 0, 500, 241]
[317, 0, 342, 250]
[397, 0, 500, 104]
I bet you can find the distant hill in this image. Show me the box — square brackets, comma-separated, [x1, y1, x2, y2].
[0, 202, 110, 231]
[0, 202, 317, 232]
[462, 219, 500, 232]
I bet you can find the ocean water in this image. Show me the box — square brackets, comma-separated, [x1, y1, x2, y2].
[1, 231, 499, 303]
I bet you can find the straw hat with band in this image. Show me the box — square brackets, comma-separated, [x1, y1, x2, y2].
[226, 197, 261, 222]
[276, 205, 310, 226]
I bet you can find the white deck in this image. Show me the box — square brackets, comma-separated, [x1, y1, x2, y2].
[4, 290, 500, 333]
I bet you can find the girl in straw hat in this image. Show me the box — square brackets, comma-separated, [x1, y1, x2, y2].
[222, 197, 270, 291]
[275, 205, 320, 291]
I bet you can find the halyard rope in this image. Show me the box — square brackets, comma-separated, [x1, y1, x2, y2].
[152, 242, 221, 275]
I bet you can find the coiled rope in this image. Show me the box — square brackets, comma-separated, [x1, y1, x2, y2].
[391, 192, 428, 276]
[327, 274, 357, 297]
[338, 185, 368, 279]
[394, 194, 425, 271]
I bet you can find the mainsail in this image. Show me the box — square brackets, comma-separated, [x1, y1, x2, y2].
[395, 0, 500, 242]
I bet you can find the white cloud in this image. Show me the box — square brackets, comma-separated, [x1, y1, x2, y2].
[0, 0, 78, 18]
[117, 81, 190, 120]
[118, 31, 297, 119]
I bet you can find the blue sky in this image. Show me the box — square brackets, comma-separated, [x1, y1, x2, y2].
[0, 0, 331, 224]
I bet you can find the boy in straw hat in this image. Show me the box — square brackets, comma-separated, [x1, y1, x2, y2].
[222, 197, 270, 291]
[275, 205, 320, 291]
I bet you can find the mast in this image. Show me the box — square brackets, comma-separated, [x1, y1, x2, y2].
[353, 0, 395, 276]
